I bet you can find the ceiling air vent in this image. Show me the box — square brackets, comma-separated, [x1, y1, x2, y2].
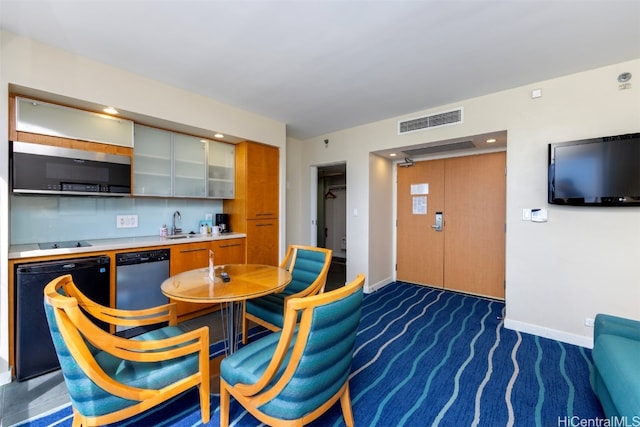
[398, 108, 463, 134]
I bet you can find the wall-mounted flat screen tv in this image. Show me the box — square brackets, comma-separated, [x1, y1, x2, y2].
[548, 132, 640, 206]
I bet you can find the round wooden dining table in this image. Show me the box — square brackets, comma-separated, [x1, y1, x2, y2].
[160, 263, 292, 355]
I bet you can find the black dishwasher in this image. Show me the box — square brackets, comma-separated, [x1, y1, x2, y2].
[14, 256, 110, 381]
[115, 249, 170, 338]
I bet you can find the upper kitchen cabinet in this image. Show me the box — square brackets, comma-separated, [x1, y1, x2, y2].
[173, 133, 206, 198]
[133, 125, 172, 196]
[245, 142, 279, 219]
[13, 96, 134, 148]
[207, 140, 235, 199]
[133, 124, 233, 199]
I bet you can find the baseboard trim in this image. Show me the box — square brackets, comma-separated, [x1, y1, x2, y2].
[365, 277, 393, 294]
[504, 318, 593, 349]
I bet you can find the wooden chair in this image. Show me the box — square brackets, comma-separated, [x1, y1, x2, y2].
[242, 245, 332, 344]
[43, 274, 210, 426]
[221, 273, 365, 427]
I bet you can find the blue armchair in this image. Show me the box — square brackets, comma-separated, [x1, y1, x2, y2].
[221, 273, 365, 426]
[242, 244, 332, 344]
[43, 274, 211, 426]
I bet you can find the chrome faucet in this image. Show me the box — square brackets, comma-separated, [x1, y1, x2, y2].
[171, 211, 182, 235]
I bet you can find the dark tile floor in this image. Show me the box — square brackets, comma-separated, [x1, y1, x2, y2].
[0, 258, 347, 426]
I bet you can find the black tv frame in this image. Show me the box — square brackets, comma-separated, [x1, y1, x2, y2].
[548, 132, 640, 206]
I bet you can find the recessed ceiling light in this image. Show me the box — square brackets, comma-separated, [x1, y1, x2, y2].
[215, 133, 224, 139]
[486, 138, 497, 144]
[389, 153, 397, 157]
[103, 107, 118, 115]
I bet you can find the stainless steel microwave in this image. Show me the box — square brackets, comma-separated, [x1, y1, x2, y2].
[10, 141, 131, 196]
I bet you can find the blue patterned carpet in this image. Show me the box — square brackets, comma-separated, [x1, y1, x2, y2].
[17, 282, 605, 427]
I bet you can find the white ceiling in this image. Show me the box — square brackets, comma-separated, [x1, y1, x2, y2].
[1, 0, 639, 141]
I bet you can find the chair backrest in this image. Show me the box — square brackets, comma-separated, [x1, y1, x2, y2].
[44, 275, 123, 416]
[45, 274, 211, 425]
[280, 245, 332, 296]
[259, 273, 364, 420]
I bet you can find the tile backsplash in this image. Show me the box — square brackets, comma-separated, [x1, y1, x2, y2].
[10, 195, 223, 245]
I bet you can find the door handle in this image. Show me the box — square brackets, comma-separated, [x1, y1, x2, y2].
[431, 211, 443, 231]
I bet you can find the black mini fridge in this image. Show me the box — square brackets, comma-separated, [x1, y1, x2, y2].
[14, 256, 110, 381]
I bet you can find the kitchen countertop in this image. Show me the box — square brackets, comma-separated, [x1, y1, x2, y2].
[8, 232, 247, 260]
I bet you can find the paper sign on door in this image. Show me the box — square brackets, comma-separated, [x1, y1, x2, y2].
[411, 183, 429, 195]
[413, 196, 427, 214]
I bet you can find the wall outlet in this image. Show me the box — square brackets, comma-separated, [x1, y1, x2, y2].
[584, 318, 595, 327]
[117, 215, 138, 228]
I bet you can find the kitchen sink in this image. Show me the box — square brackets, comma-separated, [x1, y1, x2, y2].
[165, 234, 188, 239]
[165, 234, 204, 240]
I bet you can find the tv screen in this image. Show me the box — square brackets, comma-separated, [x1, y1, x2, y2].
[548, 133, 640, 206]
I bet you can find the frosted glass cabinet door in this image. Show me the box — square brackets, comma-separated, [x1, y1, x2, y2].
[133, 125, 172, 196]
[16, 97, 134, 147]
[207, 141, 235, 198]
[173, 133, 206, 197]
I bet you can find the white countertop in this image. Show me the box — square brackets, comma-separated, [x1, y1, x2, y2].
[9, 233, 247, 260]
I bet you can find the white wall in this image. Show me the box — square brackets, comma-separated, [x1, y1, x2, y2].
[0, 30, 287, 384]
[287, 58, 640, 348]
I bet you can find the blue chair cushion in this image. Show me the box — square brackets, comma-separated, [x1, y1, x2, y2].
[246, 294, 288, 328]
[48, 309, 198, 418]
[220, 330, 295, 388]
[95, 325, 198, 390]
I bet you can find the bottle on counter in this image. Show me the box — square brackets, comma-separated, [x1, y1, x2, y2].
[160, 224, 168, 236]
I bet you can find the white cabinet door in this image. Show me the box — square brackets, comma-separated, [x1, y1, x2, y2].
[133, 125, 234, 199]
[207, 140, 235, 198]
[173, 133, 206, 198]
[133, 125, 172, 196]
[16, 97, 134, 147]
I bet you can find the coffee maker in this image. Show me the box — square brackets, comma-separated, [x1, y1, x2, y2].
[216, 213, 230, 233]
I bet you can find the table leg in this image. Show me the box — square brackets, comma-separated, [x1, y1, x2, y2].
[211, 301, 242, 393]
[219, 301, 243, 355]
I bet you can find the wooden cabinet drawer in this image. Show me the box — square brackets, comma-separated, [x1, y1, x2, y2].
[246, 219, 279, 266]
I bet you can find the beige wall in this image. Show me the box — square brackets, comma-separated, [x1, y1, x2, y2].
[0, 30, 287, 383]
[287, 58, 640, 348]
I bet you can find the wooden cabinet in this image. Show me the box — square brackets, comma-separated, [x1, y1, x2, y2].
[170, 241, 211, 275]
[246, 219, 279, 266]
[212, 238, 246, 266]
[246, 142, 279, 219]
[169, 238, 246, 319]
[224, 141, 279, 265]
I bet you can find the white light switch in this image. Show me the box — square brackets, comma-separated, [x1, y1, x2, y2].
[522, 208, 532, 221]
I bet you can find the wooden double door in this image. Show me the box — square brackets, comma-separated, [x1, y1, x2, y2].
[396, 151, 506, 299]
